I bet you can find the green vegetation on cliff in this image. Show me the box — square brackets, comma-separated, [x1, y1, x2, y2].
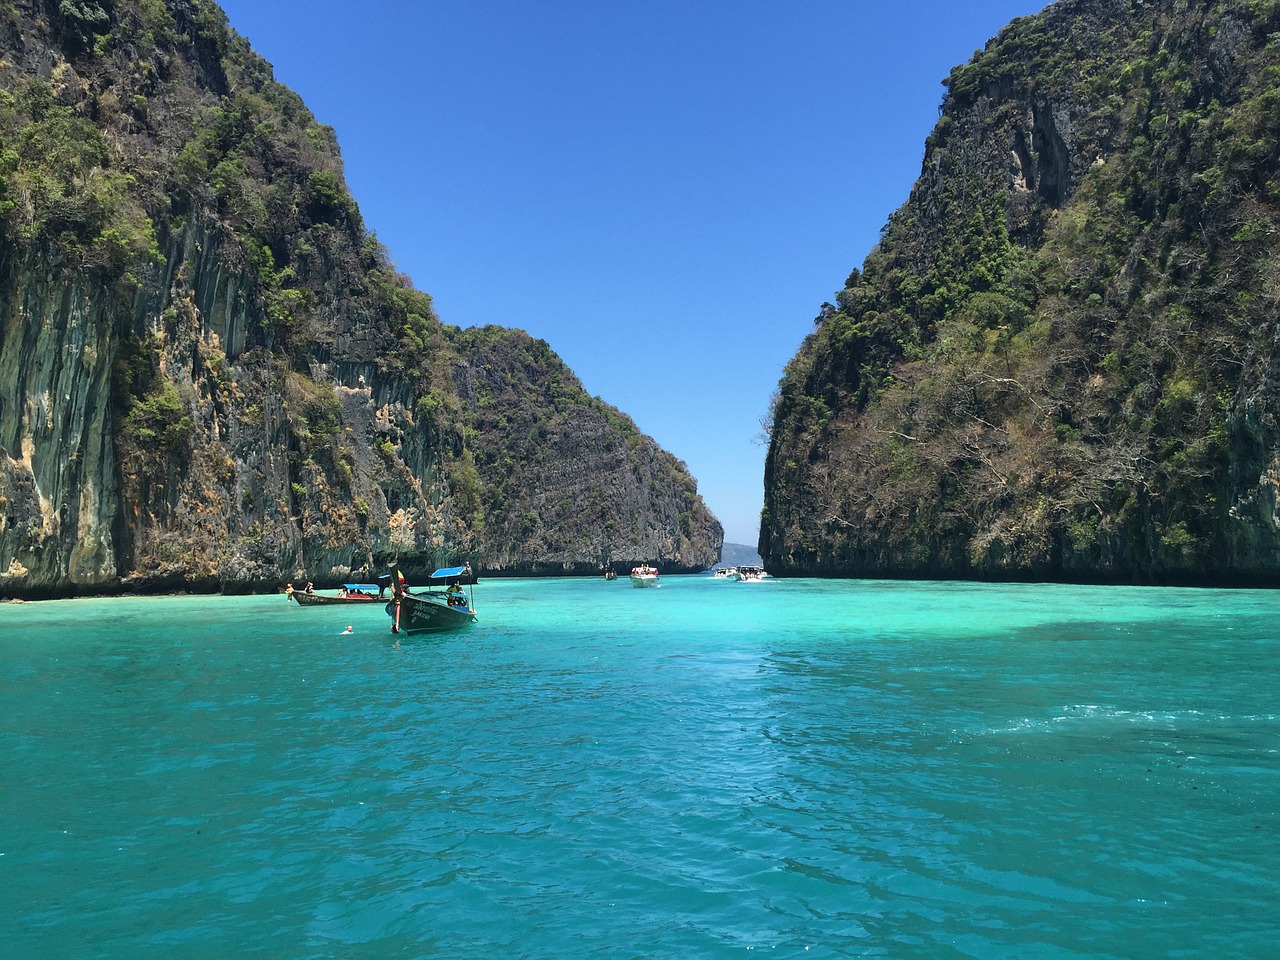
[764, 0, 1280, 585]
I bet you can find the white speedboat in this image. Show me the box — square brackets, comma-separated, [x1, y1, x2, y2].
[712, 567, 738, 580]
[630, 564, 659, 587]
[737, 565, 767, 582]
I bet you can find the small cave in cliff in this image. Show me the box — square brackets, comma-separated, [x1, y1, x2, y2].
[1031, 104, 1071, 209]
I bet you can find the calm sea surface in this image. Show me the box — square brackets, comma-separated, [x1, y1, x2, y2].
[2, 576, 1277, 959]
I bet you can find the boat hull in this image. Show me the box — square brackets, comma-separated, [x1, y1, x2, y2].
[387, 593, 477, 634]
[630, 575, 659, 588]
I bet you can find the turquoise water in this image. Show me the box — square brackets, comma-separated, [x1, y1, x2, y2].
[2, 576, 1277, 959]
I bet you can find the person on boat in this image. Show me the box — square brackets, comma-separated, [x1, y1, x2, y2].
[447, 580, 467, 607]
[388, 561, 407, 634]
[305, 581, 314, 594]
[338, 585, 348, 598]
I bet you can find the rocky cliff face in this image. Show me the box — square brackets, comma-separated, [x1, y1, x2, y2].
[453, 326, 722, 575]
[763, 0, 1280, 585]
[0, 0, 721, 598]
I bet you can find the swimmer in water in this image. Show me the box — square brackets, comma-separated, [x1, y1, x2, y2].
[342, 625, 353, 635]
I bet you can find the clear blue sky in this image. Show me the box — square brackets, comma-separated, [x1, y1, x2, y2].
[216, 0, 1047, 547]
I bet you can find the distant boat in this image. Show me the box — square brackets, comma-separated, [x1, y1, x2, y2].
[630, 564, 659, 588]
[604, 570, 617, 581]
[288, 582, 388, 606]
[712, 567, 738, 580]
[387, 564, 478, 634]
[737, 565, 767, 582]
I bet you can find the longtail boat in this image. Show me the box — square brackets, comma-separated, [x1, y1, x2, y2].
[287, 581, 388, 606]
[386, 564, 478, 634]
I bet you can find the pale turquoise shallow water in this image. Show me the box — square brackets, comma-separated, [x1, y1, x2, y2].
[2, 576, 1277, 959]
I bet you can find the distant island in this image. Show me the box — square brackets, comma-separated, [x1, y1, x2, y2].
[715, 542, 763, 569]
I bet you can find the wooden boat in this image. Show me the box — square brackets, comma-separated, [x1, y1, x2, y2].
[630, 564, 659, 587]
[386, 564, 477, 634]
[288, 582, 388, 606]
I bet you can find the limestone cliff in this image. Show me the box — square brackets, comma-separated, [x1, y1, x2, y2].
[453, 326, 721, 576]
[763, 0, 1280, 585]
[0, 0, 721, 598]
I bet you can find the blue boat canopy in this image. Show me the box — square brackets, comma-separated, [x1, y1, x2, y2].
[342, 584, 380, 590]
[430, 566, 469, 579]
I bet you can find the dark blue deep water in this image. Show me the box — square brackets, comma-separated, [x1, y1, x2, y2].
[2, 576, 1277, 958]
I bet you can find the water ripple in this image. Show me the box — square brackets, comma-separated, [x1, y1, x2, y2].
[2, 581, 1277, 958]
